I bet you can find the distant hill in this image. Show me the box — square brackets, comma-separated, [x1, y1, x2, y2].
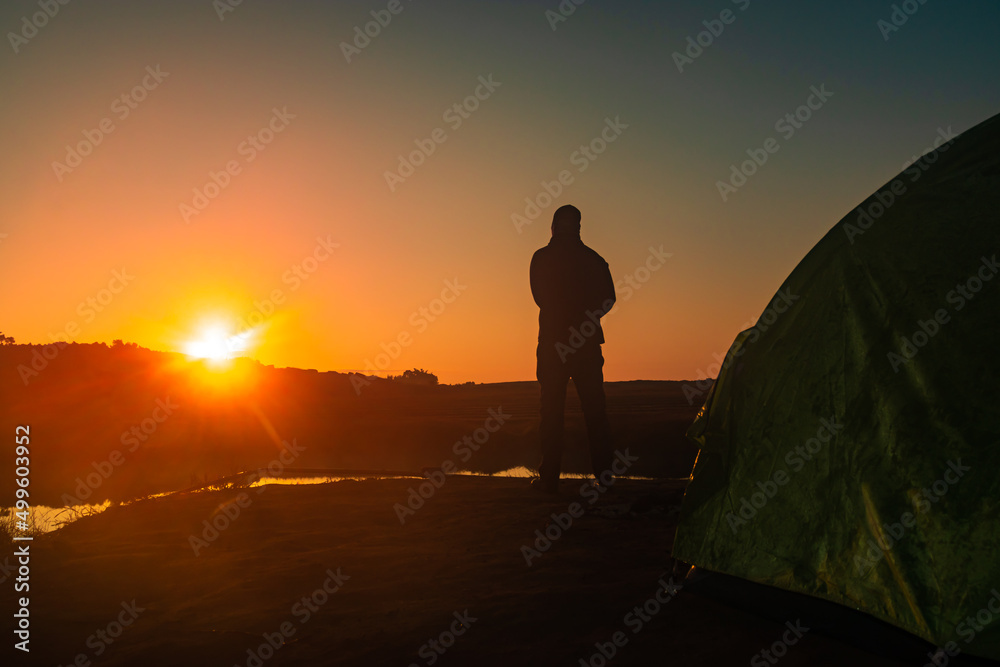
[0, 343, 700, 506]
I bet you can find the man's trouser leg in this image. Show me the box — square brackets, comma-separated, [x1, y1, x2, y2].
[537, 343, 569, 483]
[571, 344, 613, 479]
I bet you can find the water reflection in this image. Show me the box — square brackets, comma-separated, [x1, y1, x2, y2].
[3, 468, 659, 534]
[2, 501, 111, 534]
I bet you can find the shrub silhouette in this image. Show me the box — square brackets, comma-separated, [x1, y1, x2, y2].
[389, 368, 438, 386]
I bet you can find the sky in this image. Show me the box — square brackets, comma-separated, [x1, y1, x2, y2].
[1, 0, 998, 383]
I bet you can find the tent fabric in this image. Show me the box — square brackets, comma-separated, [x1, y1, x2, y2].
[673, 111, 1000, 659]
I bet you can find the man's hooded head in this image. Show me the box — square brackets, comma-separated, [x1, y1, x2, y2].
[551, 204, 582, 238]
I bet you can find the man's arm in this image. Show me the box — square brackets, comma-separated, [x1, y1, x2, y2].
[592, 257, 616, 317]
[529, 250, 544, 308]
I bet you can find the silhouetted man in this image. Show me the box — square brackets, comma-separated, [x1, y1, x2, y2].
[530, 204, 615, 493]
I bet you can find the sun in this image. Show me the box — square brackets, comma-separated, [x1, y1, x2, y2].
[183, 323, 253, 363]
[173, 317, 264, 393]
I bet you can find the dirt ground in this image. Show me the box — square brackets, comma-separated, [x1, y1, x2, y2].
[1, 476, 916, 666]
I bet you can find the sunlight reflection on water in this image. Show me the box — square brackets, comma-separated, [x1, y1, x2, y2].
[4, 468, 659, 534]
[462, 466, 657, 481]
[2, 502, 111, 534]
[246, 475, 418, 487]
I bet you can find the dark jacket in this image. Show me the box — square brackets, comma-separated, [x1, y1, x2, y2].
[530, 235, 616, 347]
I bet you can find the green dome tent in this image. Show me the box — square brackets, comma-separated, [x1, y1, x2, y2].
[673, 111, 1000, 660]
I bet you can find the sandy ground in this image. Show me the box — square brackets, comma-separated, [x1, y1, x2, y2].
[3, 477, 910, 666]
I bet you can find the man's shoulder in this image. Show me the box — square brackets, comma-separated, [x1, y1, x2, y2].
[532, 239, 607, 266]
[579, 242, 609, 266]
[530, 246, 550, 264]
